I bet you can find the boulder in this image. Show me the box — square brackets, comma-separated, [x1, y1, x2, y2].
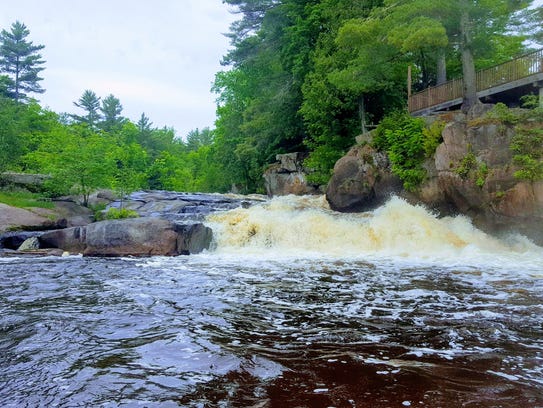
[39, 227, 87, 253]
[18, 237, 41, 251]
[51, 200, 94, 227]
[326, 144, 402, 212]
[174, 222, 213, 255]
[83, 218, 179, 257]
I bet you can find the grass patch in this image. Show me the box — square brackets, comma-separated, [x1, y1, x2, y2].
[0, 190, 54, 209]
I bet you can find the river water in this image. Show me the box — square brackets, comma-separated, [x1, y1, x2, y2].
[1, 196, 542, 407]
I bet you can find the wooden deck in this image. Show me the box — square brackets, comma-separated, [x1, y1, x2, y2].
[408, 49, 543, 115]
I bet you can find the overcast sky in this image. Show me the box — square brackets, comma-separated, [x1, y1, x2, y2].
[0, 0, 237, 139]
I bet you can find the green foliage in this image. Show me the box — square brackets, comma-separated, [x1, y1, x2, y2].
[374, 111, 428, 191]
[0, 190, 53, 209]
[511, 124, 543, 181]
[520, 94, 539, 109]
[100, 94, 125, 132]
[101, 207, 139, 220]
[72, 90, 101, 129]
[484, 102, 521, 125]
[476, 162, 489, 188]
[422, 120, 445, 157]
[456, 152, 477, 179]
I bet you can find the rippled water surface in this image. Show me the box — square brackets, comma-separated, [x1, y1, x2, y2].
[1, 253, 542, 407]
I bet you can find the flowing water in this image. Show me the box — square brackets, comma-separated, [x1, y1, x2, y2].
[1, 196, 542, 407]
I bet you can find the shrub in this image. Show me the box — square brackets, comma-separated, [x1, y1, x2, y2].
[374, 111, 441, 191]
[101, 207, 139, 220]
[511, 123, 543, 181]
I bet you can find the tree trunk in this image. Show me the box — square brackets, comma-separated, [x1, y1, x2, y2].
[437, 50, 447, 85]
[358, 95, 367, 134]
[460, 7, 479, 113]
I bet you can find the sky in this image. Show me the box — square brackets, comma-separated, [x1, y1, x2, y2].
[0, 0, 237, 139]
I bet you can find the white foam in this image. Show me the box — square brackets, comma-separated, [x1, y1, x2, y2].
[205, 195, 543, 270]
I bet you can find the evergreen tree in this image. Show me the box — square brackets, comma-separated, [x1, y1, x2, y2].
[0, 21, 46, 103]
[100, 94, 125, 132]
[72, 90, 101, 129]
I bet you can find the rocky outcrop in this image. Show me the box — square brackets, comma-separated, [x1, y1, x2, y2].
[0, 203, 65, 233]
[112, 190, 262, 222]
[433, 114, 543, 242]
[0, 172, 50, 193]
[326, 110, 543, 245]
[263, 153, 320, 196]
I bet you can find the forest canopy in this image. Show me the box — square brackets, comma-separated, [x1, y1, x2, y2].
[1, 1, 542, 199]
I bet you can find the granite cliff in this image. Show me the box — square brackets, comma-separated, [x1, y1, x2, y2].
[326, 108, 543, 245]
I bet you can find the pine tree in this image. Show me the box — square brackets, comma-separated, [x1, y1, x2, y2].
[72, 89, 101, 129]
[100, 94, 124, 132]
[0, 21, 45, 103]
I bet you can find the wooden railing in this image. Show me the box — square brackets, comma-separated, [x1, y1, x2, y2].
[408, 48, 543, 113]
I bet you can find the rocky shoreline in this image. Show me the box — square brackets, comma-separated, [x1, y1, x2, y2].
[0, 191, 264, 257]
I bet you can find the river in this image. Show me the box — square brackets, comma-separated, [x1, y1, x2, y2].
[1, 195, 542, 407]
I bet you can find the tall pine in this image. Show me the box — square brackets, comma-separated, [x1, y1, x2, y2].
[0, 21, 45, 103]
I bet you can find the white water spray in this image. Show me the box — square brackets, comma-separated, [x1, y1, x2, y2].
[206, 195, 542, 267]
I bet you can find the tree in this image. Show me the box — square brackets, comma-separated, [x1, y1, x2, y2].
[0, 97, 23, 171]
[100, 94, 125, 132]
[374, 0, 532, 111]
[24, 125, 115, 205]
[186, 127, 213, 151]
[0, 21, 45, 103]
[72, 90, 101, 129]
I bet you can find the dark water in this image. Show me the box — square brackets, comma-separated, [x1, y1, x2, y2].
[1, 254, 542, 408]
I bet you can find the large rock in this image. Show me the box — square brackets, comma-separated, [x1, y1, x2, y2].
[0, 199, 92, 235]
[18, 237, 41, 251]
[174, 222, 213, 255]
[83, 218, 179, 257]
[0, 203, 61, 233]
[263, 153, 321, 196]
[326, 144, 402, 212]
[40, 227, 87, 253]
